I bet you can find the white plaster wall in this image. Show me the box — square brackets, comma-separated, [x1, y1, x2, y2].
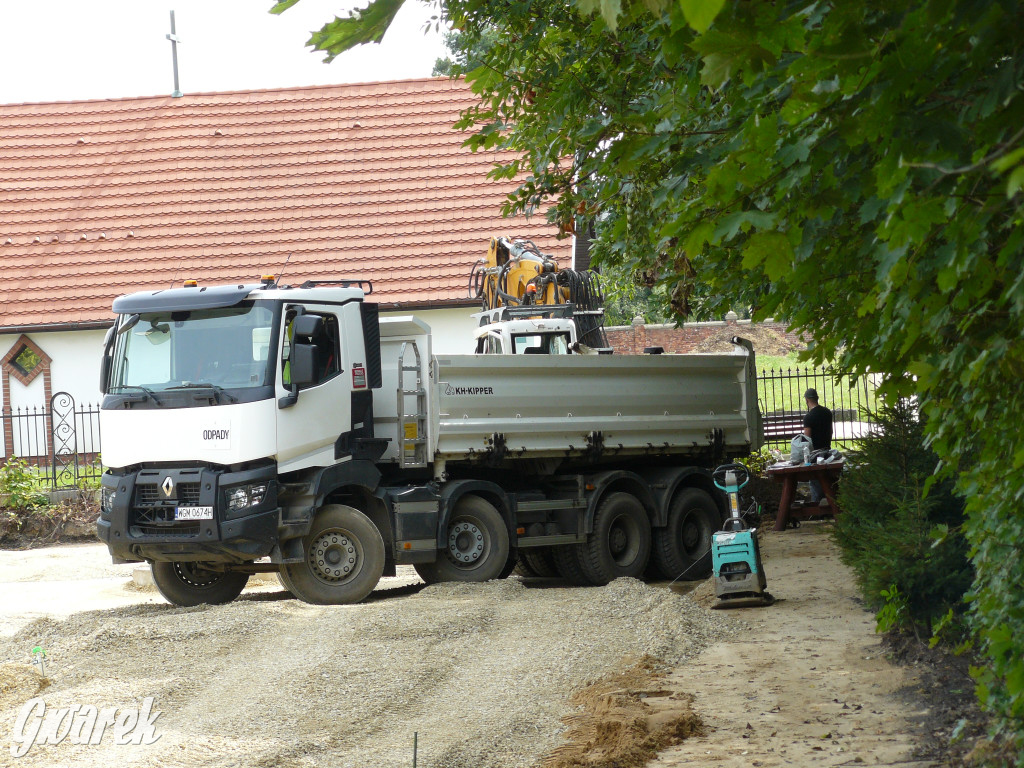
[0, 329, 107, 458]
[383, 306, 480, 355]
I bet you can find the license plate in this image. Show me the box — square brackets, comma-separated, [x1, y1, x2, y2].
[175, 506, 213, 520]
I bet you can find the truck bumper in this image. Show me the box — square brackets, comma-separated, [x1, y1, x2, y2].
[98, 464, 279, 565]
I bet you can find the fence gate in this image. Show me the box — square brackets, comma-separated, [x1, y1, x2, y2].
[50, 392, 80, 488]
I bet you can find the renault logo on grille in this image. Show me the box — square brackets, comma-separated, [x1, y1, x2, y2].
[161, 477, 174, 497]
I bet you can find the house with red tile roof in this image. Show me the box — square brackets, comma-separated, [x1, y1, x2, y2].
[0, 77, 571, 463]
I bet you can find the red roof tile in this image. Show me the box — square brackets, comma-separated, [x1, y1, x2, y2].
[0, 78, 570, 330]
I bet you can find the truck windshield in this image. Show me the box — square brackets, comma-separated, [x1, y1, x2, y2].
[512, 332, 571, 354]
[109, 303, 276, 393]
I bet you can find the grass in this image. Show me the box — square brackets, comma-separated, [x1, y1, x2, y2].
[746, 352, 882, 454]
[753, 356, 882, 456]
[755, 353, 803, 371]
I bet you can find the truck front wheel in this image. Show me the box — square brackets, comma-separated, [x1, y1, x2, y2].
[652, 488, 718, 580]
[151, 561, 250, 607]
[414, 495, 510, 584]
[577, 492, 652, 585]
[282, 504, 385, 604]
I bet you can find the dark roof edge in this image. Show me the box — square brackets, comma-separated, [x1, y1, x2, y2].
[374, 298, 478, 312]
[0, 298, 478, 335]
[0, 320, 114, 336]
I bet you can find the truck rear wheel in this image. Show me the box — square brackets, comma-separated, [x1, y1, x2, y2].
[519, 548, 559, 578]
[282, 504, 385, 604]
[498, 550, 518, 579]
[652, 488, 718, 580]
[553, 545, 593, 585]
[151, 561, 249, 607]
[578, 492, 652, 585]
[414, 495, 510, 584]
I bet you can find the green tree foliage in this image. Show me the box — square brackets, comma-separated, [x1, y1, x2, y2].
[598, 263, 672, 326]
[833, 401, 972, 637]
[432, 30, 461, 76]
[431, 29, 500, 77]
[275, 0, 1024, 752]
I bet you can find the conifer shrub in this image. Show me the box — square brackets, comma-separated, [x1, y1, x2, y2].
[833, 401, 972, 637]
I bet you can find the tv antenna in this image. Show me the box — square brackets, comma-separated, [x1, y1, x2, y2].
[166, 11, 184, 98]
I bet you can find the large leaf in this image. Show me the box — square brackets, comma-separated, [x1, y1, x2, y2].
[269, 0, 302, 13]
[742, 231, 793, 281]
[307, 0, 408, 62]
[678, 0, 726, 33]
[690, 28, 773, 88]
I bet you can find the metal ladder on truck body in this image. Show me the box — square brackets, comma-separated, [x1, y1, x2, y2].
[397, 341, 428, 468]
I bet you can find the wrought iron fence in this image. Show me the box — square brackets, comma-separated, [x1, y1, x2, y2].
[2, 392, 102, 489]
[756, 366, 880, 451]
[0, 373, 873, 487]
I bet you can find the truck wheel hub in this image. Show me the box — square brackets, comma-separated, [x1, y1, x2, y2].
[173, 562, 224, 588]
[609, 527, 628, 554]
[681, 512, 700, 551]
[310, 531, 358, 581]
[448, 521, 485, 564]
[608, 513, 642, 567]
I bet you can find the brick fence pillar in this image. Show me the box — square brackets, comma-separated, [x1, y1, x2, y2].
[631, 315, 647, 353]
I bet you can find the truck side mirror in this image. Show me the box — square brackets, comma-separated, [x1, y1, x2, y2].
[278, 343, 319, 409]
[289, 343, 319, 387]
[99, 326, 115, 394]
[292, 314, 323, 340]
[99, 356, 111, 394]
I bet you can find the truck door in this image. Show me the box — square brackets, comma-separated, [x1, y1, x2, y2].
[275, 304, 352, 472]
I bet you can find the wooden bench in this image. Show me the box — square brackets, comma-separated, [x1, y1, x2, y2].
[766, 460, 844, 530]
[762, 412, 806, 442]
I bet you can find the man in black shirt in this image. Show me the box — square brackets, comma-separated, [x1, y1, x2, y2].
[803, 388, 833, 450]
[802, 388, 833, 503]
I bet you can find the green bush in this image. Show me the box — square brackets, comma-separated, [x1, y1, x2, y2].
[0, 456, 49, 509]
[833, 401, 972, 639]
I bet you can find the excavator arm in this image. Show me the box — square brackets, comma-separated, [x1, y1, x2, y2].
[469, 237, 610, 349]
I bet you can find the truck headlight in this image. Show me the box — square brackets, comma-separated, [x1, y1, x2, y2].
[227, 487, 248, 512]
[101, 487, 116, 515]
[226, 483, 268, 513]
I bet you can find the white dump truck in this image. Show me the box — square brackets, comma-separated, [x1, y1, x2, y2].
[97, 279, 762, 606]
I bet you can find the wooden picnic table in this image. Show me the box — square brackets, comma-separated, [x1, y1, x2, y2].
[766, 459, 845, 531]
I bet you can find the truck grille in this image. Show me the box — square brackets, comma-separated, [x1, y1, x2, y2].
[136, 484, 160, 506]
[130, 523, 201, 538]
[130, 481, 204, 538]
[135, 482, 201, 506]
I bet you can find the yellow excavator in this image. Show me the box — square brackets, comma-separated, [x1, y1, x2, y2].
[468, 237, 610, 350]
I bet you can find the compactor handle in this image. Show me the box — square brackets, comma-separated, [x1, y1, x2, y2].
[713, 462, 750, 491]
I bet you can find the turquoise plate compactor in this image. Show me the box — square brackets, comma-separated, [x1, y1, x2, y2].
[711, 463, 774, 608]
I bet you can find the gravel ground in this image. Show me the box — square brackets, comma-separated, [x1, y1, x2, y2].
[0, 547, 736, 768]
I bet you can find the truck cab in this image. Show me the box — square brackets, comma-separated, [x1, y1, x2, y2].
[97, 279, 389, 604]
[472, 305, 588, 355]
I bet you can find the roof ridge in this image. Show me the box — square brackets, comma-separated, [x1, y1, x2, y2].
[0, 76, 463, 110]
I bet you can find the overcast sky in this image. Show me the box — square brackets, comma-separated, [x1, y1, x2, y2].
[0, 0, 449, 104]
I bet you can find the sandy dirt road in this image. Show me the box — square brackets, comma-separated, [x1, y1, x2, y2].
[0, 524, 934, 768]
[0, 544, 727, 768]
[652, 522, 934, 768]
